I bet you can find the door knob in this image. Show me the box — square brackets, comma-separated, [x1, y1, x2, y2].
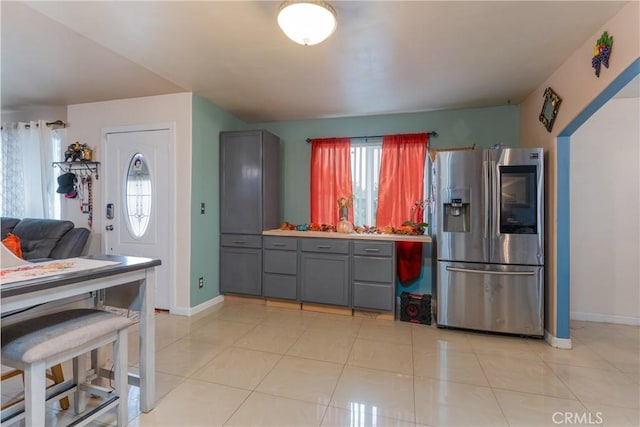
[105, 225, 114, 231]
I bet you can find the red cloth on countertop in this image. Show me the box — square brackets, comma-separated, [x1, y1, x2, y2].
[396, 241, 422, 284]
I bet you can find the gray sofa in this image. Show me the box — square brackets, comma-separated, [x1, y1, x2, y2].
[1, 217, 90, 261]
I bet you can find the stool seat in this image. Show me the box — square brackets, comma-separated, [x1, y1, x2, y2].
[2, 309, 131, 364]
[1, 309, 132, 426]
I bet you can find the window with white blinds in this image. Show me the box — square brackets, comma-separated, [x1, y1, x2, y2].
[350, 139, 382, 226]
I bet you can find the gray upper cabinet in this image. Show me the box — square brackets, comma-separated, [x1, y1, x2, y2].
[220, 130, 280, 234]
[220, 130, 280, 296]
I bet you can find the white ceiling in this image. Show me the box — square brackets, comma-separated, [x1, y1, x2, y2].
[1, 1, 630, 123]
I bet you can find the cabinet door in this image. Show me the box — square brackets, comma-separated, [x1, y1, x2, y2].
[220, 247, 262, 296]
[301, 253, 349, 306]
[220, 132, 263, 234]
[353, 282, 394, 311]
[263, 274, 297, 300]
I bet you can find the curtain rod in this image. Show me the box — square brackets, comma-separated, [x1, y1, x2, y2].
[1, 120, 67, 131]
[305, 131, 437, 143]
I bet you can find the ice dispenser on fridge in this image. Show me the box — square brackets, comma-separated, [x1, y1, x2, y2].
[442, 189, 470, 233]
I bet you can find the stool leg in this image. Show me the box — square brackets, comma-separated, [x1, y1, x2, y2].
[50, 363, 71, 410]
[73, 353, 88, 414]
[24, 361, 47, 427]
[115, 329, 129, 426]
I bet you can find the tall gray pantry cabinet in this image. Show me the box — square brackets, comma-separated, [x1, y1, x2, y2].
[219, 130, 280, 296]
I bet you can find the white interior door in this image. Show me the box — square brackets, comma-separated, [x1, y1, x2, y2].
[104, 128, 171, 310]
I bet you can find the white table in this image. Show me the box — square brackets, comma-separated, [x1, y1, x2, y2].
[1, 255, 160, 413]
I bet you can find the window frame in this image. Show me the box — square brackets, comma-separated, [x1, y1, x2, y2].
[349, 138, 431, 228]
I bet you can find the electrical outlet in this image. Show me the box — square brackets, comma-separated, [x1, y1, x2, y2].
[198, 277, 204, 288]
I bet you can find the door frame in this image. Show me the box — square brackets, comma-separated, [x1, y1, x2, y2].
[555, 58, 639, 340]
[101, 122, 176, 311]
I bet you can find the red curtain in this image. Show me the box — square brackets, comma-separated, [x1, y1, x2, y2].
[376, 133, 429, 227]
[310, 138, 353, 224]
[376, 133, 429, 284]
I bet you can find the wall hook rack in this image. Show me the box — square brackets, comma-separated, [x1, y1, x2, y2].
[52, 161, 100, 179]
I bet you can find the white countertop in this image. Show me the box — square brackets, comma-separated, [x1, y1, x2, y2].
[263, 229, 432, 243]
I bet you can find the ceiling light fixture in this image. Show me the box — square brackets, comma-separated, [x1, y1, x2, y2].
[277, 1, 337, 46]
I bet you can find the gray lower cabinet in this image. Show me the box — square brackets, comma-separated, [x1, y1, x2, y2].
[300, 239, 350, 307]
[259, 236, 397, 312]
[220, 246, 262, 296]
[263, 237, 298, 300]
[220, 234, 262, 296]
[352, 241, 395, 312]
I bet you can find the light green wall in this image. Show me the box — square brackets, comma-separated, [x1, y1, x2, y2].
[190, 95, 245, 307]
[249, 105, 519, 297]
[249, 105, 519, 223]
[192, 103, 519, 301]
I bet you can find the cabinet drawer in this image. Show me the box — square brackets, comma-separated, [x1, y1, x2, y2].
[353, 241, 393, 257]
[264, 236, 297, 251]
[353, 256, 394, 283]
[221, 234, 262, 248]
[263, 273, 297, 300]
[264, 250, 297, 275]
[300, 238, 349, 254]
[353, 282, 394, 311]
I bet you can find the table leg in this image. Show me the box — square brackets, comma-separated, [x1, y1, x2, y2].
[138, 268, 156, 412]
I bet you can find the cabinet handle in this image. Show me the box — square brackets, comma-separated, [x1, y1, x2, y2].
[316, 245, 331, 249]
[364, 248, 380, 252]
[272, 243, 286, 247]
[233, 240, 246, 244]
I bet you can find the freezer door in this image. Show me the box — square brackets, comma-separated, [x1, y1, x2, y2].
[489, 148, 544, 266]
[436, 261, 544, 336]
[436, 150, 489, 263]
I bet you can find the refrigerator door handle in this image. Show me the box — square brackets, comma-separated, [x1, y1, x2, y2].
[483, 160, 489, 238]
[492, 160, 499, 237]
[446, 266, 536, 276]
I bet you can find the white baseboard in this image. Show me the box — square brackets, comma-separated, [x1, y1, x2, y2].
[571, 311, 640, 326]
[544, 330, 573, 349]
[170, 295, 225, 316]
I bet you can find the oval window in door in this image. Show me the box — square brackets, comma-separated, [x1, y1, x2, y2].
[125, 153, 152, 238]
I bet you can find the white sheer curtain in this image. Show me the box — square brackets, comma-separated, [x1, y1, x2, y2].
[1, 120, 60, 218]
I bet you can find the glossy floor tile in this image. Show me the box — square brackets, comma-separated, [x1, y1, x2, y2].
[413, 348, 489, 386]
[191, 346, 281, 390]
[255, 356, 343, 405]
[4, 300, 639, 426]
[347, 338, 413, 375]
[413, 377, 508, 426]
[330, 365, 415, 422]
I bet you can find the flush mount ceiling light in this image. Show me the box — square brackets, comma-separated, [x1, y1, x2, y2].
[277, 1, 337, 46]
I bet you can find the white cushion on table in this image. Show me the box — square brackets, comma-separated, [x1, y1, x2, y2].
[1, 309, 131, 364]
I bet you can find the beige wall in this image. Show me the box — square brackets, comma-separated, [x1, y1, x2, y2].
[571, 97, 639, 324]
[519, 2, 640, 336]
[66, 92, 193, 311]
[1, 105, 67, 123]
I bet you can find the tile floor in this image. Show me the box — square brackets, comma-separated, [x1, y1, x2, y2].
[2, 299, 639, 426]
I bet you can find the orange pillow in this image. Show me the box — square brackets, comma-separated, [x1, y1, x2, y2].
[2, 233, 23, 259]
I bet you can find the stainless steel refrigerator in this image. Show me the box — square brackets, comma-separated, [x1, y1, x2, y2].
[435, 148, 544, 336]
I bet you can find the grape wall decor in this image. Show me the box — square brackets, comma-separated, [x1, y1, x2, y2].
[592, 31, 613, 78]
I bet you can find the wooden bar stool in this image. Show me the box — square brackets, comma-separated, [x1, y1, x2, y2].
[1, 309, 132, 426]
